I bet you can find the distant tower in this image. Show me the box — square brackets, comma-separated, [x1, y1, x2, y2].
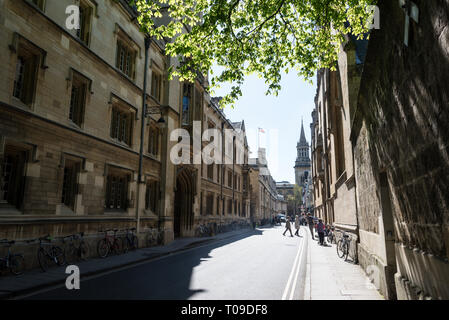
[294, 119, 311, 187]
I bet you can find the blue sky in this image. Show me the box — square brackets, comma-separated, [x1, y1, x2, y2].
[212, 71, 316, 183]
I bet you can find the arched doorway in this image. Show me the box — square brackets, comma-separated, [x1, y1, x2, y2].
[174, 166, 195, 238]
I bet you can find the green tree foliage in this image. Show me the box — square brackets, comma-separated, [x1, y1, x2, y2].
[286, 185, 302, 203]
[130, 0, 376, 106]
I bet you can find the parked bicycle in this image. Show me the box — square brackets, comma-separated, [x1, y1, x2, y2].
[0, 239, 24, 275]
[326, 226, 336, 245]
[195, 223, 211, 237]
[63, 232, 90, 263]
[337, 232, 351, 261]
[97, 229, 123, 258]
[36, 235, 66, 272]
[145, 228, 164, 247]
[123, 228, 138, 253]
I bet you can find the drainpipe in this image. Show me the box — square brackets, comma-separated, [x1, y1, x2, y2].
[221, 121, 224, 223]
[232, 135, 235, 215]
[136, 37, 150, 233]
[322, 69, 331, 224]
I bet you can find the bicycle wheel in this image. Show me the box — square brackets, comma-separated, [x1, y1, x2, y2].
[97, 239, 109, 258]
[131, 235, 138, 250]
[146, 232, 156, 247]
[65, 244, 78, 264]
[37, 248, 49, 272]
[157, 230, 164, 244]
[343, 242, 350, 261]
[53, 246, 66, 266]
[10, 255, 24, 275]
[112, 238, 123, 255]
[123, 237, 130, 253]
[336, 240, 346, 259]
[79, 241, 90, 260]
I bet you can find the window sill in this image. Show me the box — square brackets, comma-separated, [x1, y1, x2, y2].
[11, 97, 33, 112]
[115, 68, 135, 83]
[68, 119, 83, 130]
[146, 153, 159, 161]
[0, 203, 22, 215]
[58, 204, 76, 215]
[143, 210, 158, 218]
[104, 209, 128, 215]
[110, 138, 132, 150]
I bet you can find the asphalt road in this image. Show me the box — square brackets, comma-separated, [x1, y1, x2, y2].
[24, 225, 308, 300]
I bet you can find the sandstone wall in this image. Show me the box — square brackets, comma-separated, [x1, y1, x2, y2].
[353, 0, 449, 299]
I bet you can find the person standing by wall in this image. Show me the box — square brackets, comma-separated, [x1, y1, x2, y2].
[317, 219, 325, 245]
[307, 213, 315, 240]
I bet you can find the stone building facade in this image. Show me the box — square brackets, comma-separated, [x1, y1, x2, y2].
[276, 181, 298, 216]
[310, 34, 363, 260]
[197, 100, 251, 229]
[0, 0, 251, 268]
[248, 148, 278, 224]
[311, 0, 449, 300]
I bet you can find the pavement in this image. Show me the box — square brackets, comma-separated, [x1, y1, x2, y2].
[303, 227, 384, 300]
[0, 227, 255, 300]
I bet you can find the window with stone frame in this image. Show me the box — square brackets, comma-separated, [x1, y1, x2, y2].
[206, 193, 214, 215]
[334, 107, 346, 177]
[148, 126, 160, 157]
[110, 102, 134, 146]
[145, 179, 159, 213]
[234, 173, 237, 190]
[227, 170, 232, 188]
[217, 165, 220, 183]
[181, 83, 193, 126]
[30, 0, 45, 10]
[151, 70, 162, 102]
[76, 0, 93, 46]
[69, 71, 89, 127]
[194, 87, 202, 121]
[105, 167, 130, 211]
[1, 145, 28, 210]
[227, 198, 232, 214]
[116, 39, 136, 79]
[61, 158, 81, 210]
[207, 164, 214, 180]
[12, 40, 41, 107]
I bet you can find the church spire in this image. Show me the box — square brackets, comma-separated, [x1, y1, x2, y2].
[299, 118, 307, 145]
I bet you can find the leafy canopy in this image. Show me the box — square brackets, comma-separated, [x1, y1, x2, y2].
[130, 0, 376, 107]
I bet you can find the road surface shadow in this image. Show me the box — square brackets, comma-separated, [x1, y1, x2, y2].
[25, 229, 264, 300]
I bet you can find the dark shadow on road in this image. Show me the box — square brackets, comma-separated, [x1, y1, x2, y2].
[25, 229, 264, 300]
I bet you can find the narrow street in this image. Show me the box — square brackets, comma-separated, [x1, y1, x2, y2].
[23, 225, 307, 300]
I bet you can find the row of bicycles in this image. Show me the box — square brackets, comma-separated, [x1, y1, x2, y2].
[195, 221, 251, 237]
[0, 227, 165, 276]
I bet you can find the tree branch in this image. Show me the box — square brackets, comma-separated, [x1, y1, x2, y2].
[245, 0, 286, 37]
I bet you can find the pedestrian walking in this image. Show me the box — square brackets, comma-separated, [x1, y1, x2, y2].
[317, 219, 325, 245]
[283, 216, 294, 237]
[294, 215, 300, 236]
[307, 213, 315, 240]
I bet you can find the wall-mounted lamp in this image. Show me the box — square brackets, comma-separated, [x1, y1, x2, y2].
[146, 105, 166, 129]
